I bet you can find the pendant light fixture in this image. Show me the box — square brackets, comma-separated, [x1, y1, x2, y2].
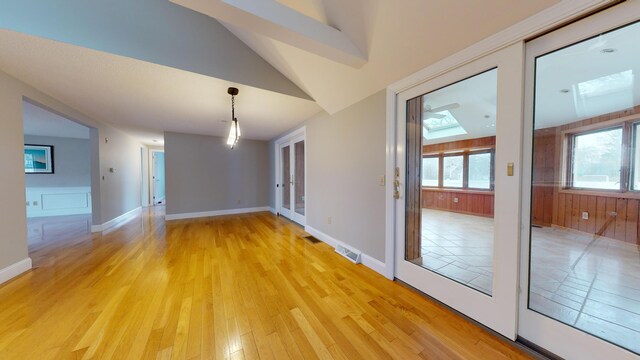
[226, 87, 240, 149]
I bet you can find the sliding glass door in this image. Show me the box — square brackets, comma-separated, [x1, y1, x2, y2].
[520, 2, 640, 358]
[394, 43, 524, 338]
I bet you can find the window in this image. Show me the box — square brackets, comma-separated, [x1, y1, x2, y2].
[468, 152, 492, 189]
[443, 155, 464, 187]
[422, 157, 439, 186]
[423, 150, 494, 191]
[570, 127, 623, 190]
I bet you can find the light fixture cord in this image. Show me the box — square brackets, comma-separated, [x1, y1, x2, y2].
[231, 94, 235, 121]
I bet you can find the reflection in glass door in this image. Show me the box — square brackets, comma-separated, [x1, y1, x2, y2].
[520, 5, 640, 358]
[395, 43, 523, 338]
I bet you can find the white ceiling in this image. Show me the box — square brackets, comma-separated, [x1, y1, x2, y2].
[23, 101, 90, 139]
[535, 20, 640, 129]
[423, 69, 497, 145]
[0, 30, 321, 144]
[218, 0, 560, 114]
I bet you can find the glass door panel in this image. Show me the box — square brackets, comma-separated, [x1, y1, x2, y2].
[294, 140, 305, 216]
[523, 16, 640, 357]
[407, 69, 498, 296]
[281, 145, 291, 212]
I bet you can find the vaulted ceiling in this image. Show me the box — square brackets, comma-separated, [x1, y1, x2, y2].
[0, 0, 562, 143]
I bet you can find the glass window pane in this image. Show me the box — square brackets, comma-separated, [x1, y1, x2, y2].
[530, 20, 640, 354]
[294, 141, 305, 215]
[572, 128, 622, 190]
[469, 153, 491, 189]
[422, 157, 439, 186]
[443, 156, 463, 187]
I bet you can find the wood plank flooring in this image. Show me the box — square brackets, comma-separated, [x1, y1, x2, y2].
[0, 207, 533, 359]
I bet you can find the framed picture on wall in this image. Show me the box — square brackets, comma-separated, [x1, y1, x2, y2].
[24, 144, 54, 174]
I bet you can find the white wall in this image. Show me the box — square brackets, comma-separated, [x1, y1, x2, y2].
[270, 90, 387, 261]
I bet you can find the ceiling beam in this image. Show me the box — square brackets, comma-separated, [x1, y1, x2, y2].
[170, 0, 368, 68]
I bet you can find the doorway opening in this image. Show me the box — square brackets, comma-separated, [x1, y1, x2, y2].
[22, 99, 95, 250]
[150, 150, 165, 206]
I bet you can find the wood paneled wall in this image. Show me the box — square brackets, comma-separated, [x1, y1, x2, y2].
[532, 105, 640, 245]
[423, 189, 494, 218]
[424, 136, 495, 154]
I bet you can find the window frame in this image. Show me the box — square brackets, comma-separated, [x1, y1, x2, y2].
[421, 155, 441, 188]
[423, 148, 495, 192]
[564, 124, 629, 192]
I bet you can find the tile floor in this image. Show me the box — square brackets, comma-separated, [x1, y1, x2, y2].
[417, 208, 640, 354]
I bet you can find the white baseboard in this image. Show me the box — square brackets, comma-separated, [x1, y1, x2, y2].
[0, 258, 32, 286]
[165, 206, 270, 221]
[304, 225, 388, 278]
[269, 207, 277, 215]
[91, 206, 142, 233]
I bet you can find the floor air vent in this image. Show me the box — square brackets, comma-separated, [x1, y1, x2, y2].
[335, 244, 362, 264]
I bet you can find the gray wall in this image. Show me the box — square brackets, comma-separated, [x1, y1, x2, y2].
[0, 69, 141, 271]
[270, 90, 387, 261]
[24, 135, 90, 188]
[165, 132, 269, 215]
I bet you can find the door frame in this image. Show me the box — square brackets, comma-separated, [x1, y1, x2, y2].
[519, 2, 640, 359]
[150, 149, 165, 206]
[393, 44, 524, 339]
[274, 126, 306, 225]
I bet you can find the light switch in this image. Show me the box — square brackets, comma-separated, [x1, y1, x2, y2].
[507, 162, 514, 176]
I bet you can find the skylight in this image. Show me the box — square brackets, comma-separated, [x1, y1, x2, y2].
[423, 110, 467, 140]
[573, 70, 634, 118]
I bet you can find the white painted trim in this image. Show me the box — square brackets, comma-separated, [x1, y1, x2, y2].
[361, 254, 386, 277]
[165, 206, 270, 221]
[150, 149, 165, 206]
[274, 126, 307, 225]
[305, 225, 388, 278]
[387, 0, 615, 93]
[269, 207, 277, 215]
[384, 89, 396, 280]
[91, 206, 142, 232]
[0, 258, 32, 286]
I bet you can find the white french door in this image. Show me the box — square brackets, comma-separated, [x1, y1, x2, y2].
[277, 130, 306, 225]
[519, 2, 640, 358]
[394, 43, 524, 338]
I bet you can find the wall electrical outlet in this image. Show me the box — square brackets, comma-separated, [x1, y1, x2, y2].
[582, 211, 589, 220]
[327, 216, 332, 225]
[453, 197, 459, 203]
[378, 175, 385, 186]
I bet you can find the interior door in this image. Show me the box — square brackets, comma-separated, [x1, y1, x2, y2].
[519, 2, 640, 358]
[394, 43, 524, 338]
[152, 151, 165, 205]
[290, 138, 306, 225]
[280, 144, 292, 219]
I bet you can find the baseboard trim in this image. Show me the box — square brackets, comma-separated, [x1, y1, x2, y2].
[165, 207, 270, 221]
[91, 206, 142, 233]
[304, 225, 388, 278]
[0, 258, 32, 286]
[269, 207, 277, 215]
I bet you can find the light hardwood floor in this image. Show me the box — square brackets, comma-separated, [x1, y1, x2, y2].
[0, 207, 533, 359]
